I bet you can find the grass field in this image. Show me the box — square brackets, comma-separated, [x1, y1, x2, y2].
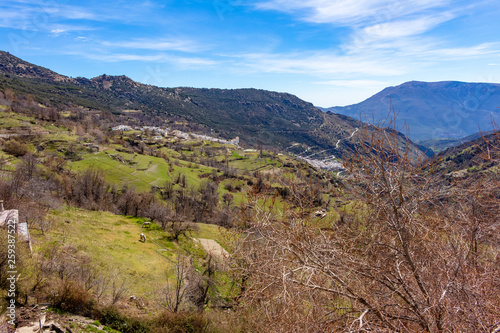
[68, 150, 218, 192]
[32, 206, 228, 300]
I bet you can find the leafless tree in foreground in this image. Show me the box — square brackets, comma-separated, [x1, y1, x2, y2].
[163, 255, 189, 313]
[232, 119, 500, 332]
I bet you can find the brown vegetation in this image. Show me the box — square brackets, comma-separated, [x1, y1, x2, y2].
[231, 120, 500, 332]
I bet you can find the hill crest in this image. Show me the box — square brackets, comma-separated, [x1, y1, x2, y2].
[0, 50, 430, 160]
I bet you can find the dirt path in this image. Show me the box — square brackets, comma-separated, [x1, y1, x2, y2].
[336, 127, 358, 149]
[195, 238, 229, 260]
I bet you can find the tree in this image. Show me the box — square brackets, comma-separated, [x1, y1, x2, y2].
[186, 255, 217, 312]
[18, 153, 39, 180]
[165, 220, 198, 241]
[163, 256, 189, 313]
[70, 168, 112, 211]
[222, 193, 233, 206]
[163, 181, 174, 199]
[110, 269, 128, 305]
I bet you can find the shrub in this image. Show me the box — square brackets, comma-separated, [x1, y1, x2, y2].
[49, 281, 96, 317]
[99, 306, 149, 333]
[3, 139, 28, 157]
[153, 311, 210, 333]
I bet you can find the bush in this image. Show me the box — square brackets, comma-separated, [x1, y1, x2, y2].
[99, 306, 149, 333]
[153, 311, 210, 333]
[3, 139, 28, 157]
[49, 282, 97, 317]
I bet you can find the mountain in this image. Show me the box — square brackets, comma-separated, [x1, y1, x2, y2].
[434, 131, 499, 178]
[0, 50, 430, 160]
[324, 81, 500, 141]
[418, 130, 495, 153]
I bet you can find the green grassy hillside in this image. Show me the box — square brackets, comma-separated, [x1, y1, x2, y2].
[33, 206, 229, 299]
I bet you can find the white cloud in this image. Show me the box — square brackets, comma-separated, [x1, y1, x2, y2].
[255, 0, 450, 26]
[415, 43, 500, 59]
[48, 24, 96, 36]
[315, 79, 389, 87]
[102, 39, 206, 53]
[231, 51, 406, 76]
[50, 28, 65, 35]
[362, 13, 454, 40]
[251, 0, 474, 82]
[81, 52, 217, 67]
[225, 39, 500, 81]
[43, 6, 97, 20]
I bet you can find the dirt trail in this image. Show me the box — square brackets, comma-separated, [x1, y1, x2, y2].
[195, 238, 229, 260]
[336, 127, 358, 149]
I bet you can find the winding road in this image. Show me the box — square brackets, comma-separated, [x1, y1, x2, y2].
[336, 127, 358, 149]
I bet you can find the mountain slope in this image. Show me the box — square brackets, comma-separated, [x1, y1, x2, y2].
[325, 81, 500, 140]
[418, 130, 495, 153]
[0, 50, 429, 159]
[433, 131, 500, 179]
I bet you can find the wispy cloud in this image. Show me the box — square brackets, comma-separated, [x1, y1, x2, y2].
[361, 13, 455, 40]
[414, 43, 500, 59]
[226, 39, 500, 79]
[101, 39, 207, 53]
[231, 51, 406, 76]
[0, 1, 97, 23]
[315, 79, 389, 87]
[255, 0, 451, 26]
[250, 0, 480, 82]
[0, 1, 98, 33]
[49, 24, 97, 36]
[0, 0, 155, 30]
[80, 52, 217, 68]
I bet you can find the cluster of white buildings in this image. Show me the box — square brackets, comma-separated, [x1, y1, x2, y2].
[111, 125, 240, 146]
[190, 133, 239, 146]
[140, 126, 169, 136]
[111, 125, 133, 131]
[297, 156, 344, 171]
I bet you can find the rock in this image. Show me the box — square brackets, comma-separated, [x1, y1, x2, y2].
[42, 322, 65, 333]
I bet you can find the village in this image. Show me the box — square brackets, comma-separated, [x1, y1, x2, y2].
[111, 125, 240, 146]
[112, 125, 344, 171]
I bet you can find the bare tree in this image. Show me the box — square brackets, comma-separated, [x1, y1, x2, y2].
[165, 220, 198, 241]
[94, 274, 111, 305]
[110, 270, 128, 305]
[164, 256, 189, 313]
[186, 255, 217, 312]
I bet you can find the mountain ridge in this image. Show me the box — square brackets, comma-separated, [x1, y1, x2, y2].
[324, 80, 500, 141]
[0, 50, 430, 160]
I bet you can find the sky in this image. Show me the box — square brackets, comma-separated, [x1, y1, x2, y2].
[1, 0, 500, 107]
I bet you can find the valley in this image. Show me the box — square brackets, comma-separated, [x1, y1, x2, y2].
[0, 52, 498, 333]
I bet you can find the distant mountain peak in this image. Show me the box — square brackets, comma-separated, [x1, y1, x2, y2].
[325, 81, 500, 140]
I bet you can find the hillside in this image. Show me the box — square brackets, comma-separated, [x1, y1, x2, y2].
[0, 103, 345, 331]
[324, 81, 500, 140]
[418, 130, 495, 152]
[0, 50, 429, 160]
[0, 63, 498, 332]
[434, 131, 500, 177]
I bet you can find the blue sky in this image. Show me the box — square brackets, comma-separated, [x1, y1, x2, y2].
[1, 0, 500, 106]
